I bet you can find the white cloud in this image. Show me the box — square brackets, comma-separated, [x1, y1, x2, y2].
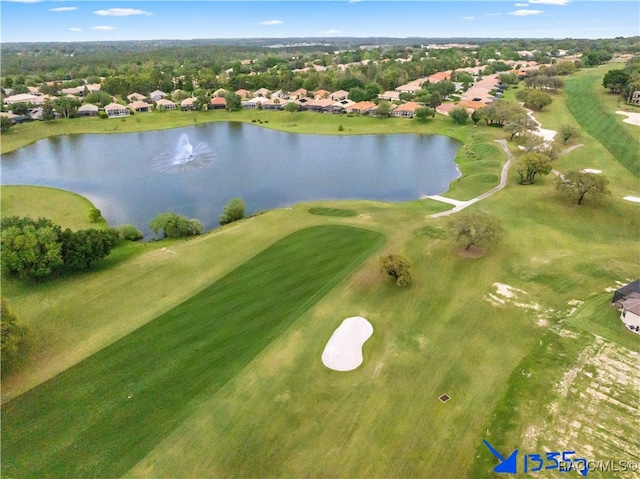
[508, 9, 544, 16]
[50, 7, 78, 12]
[486, 13, 502, 16]
[529, 0, 569, 4]
[68, 27, 83, 32]
[322, 29, 341, 34]
[94, 8, 152, 17]
[463, 16, 475, 20]
[348, 0, 363, 3]
[90, 26, 116, 31]
[514, 3, 529, 6]
[258, 20, 283, 26]
[5, 0, 42, 3]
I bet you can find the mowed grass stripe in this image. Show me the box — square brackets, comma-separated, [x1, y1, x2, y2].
[565, 69, 640, 177]
[2, 225, 386, 479]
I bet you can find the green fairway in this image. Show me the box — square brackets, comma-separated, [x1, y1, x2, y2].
[1, 225, 385, 478]
[565, 65, 640, 177]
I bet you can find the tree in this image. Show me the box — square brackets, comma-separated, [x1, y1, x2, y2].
[450, 106, 469, 125]
[42, 99, 56, 121]
[602, 69, 630, 94]
[150, 212, 203, 238]
[219, 198, 246, 225]
[53, 96, 81, 118]
[448, 210, 505, 252]
[516, 88, 552, 111]
[0, 216, 63, 279]
[379, 254, 413, 286]
[513, 152, 553, 184]
[478, 101, 527, 126]
[1, 116, 13, 133]
[10, 102, 30, 116]
[503, 116, 538, 140]
[88, 207, 102, 223]
[554, 170, 610, 206]
[59, 228, 116, 271]
[1, 297, 28, 373]
[471, 109, 482, 126]
[560, 124, 579, 144]
[414, 106, 435, 122]
[83, 90, 113, 107]
[376, 100, 391, 117]
[222, 91, 241, 111]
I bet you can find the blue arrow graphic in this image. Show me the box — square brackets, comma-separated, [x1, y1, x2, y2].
[483, 439, 519, 474]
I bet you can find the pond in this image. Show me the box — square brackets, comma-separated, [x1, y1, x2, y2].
[1, 122, 461, 236]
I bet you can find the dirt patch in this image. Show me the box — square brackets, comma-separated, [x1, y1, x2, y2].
[521, 336, 640, 470]
[457, 245, 486, 258]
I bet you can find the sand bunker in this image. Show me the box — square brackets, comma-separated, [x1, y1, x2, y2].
[623, 196, 640, 203]
[616, 111, 640, 126]
[581, 169, 602, 174]
[321, 316, 373, 371]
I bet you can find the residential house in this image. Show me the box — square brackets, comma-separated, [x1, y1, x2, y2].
[330, 99, 356, 114]
[395, 81, 424, 95]
[345, 101, 377, 115]
[181, 97, 198, 111]
[155, 99, 176, 110]
[127, 92, 147, 102]
[329, 90, 349, 101]
[128, 100, 152, 113]
[104, 102, 130, 118]
[378, 90, 401, 102]
[457, 100, 487, 112]
[305, 98, 334, 113]
[294, 97, 312, 108]
[313, 89, 330, 99]
[213, 88, 229, 98]
[0, 111, 21, 123]
[612, 280, 640, 332]
[253, 88, 271, 98]
[149, 90, 167, 101]
[427, 70, 452, 83]
[209, 97, 227, 110]
[4, 93, 39, 105]
[619, 298, 640, 330]
[77, 104, 99, 117]
[261, 98, 284, 110]
[235, 89, 252, 99]
[241, 97, 265, 109]
[391, 101, 422, 118]
[289, 88, 307, 100]
[435, 103, 457, 116]
[629, 91, 640, 106]
[271, 89, 288, 100]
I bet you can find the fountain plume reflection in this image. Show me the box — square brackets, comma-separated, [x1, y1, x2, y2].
[152, 134, 215, 173]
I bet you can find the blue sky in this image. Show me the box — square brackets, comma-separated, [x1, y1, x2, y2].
[1, 1, 638, 43]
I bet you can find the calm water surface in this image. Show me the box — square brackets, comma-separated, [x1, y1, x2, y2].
[1, 122, 461, 235]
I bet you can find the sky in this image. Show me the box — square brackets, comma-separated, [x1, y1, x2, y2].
[1, 0, 638, 43]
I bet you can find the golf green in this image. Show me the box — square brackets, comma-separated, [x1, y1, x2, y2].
[1, 225, 385, 478]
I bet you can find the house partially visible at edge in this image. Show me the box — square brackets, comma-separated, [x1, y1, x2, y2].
[612, 279, 640, 332]
[104, 103, 130, 118]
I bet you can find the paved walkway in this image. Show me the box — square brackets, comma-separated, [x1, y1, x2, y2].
[426, 139, 514, 218]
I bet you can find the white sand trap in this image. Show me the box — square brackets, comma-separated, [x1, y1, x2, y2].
[581, 169, 602, 174]
[616, 111, 640, 126]
[623, 196, 640, 203]
[321, 316, 373, 371]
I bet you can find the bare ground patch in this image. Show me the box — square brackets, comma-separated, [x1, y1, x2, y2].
[519, 336, 640, 478]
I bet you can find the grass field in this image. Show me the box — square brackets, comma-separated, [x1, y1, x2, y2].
[1, 225, 386, 478]
[0, 185, 108, 230]
[1, 64, 639, 479]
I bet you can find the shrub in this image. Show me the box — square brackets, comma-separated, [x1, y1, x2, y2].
[150, 212, 203, 238]
[219, 198, 246, 225]
[115, 224, 143, 241]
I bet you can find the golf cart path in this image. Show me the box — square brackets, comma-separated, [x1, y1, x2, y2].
[426, 139, 513, 218]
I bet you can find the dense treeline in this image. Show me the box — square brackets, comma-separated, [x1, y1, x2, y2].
[2, 37, 638, 97]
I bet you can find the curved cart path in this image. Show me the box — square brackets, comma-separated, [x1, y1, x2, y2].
[426, 139, 514, 218]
